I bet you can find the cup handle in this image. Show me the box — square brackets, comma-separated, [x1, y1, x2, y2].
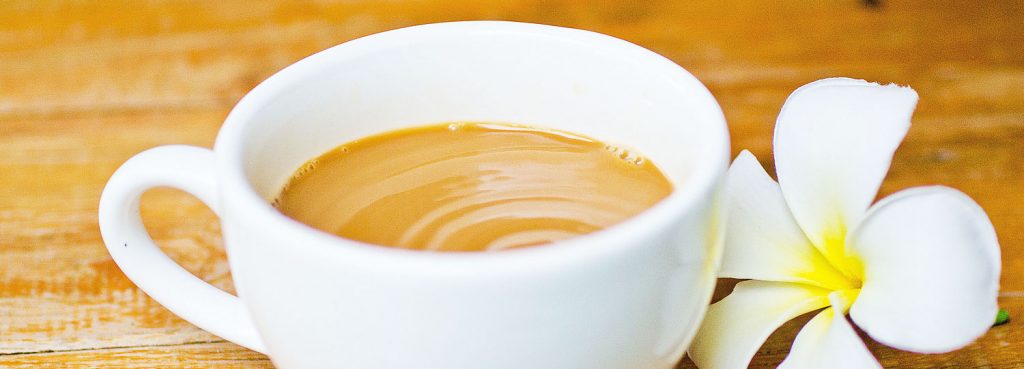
[98, 145, 266, 354]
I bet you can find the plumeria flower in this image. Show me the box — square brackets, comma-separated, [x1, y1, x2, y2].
[688, 78, 1001, 368]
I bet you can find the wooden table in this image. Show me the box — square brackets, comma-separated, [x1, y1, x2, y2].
[1, 0, 1021, 367]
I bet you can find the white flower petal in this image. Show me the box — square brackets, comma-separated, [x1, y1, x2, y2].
[720, 150, 854, 290]
[779, 291, 882, 369]
[847, 186, 1001, 353]
[774, 78, 918, 270]
[688, 280, 831, 369]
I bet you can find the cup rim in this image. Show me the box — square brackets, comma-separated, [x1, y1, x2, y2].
[214, 21, 729, 266]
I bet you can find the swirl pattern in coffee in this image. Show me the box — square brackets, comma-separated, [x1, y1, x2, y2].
[274, 123, 673, 252]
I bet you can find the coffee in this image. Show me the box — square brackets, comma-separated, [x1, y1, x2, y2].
[274, 122, 673, 251]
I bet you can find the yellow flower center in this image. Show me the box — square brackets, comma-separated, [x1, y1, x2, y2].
[806, 222, 863, 292]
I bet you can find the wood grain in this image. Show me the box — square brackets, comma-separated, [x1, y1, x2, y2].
[0, 342, 272, 369]
[0, 0, 1021, 367]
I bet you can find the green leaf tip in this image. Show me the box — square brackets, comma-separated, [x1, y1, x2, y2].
[994, 308, 1010, 326]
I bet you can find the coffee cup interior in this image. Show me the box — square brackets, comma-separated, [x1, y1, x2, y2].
[221, 22, 726, 214]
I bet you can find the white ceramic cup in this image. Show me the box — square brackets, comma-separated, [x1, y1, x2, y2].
[99, 21, 728, 369]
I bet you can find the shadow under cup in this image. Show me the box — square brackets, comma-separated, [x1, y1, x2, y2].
[216, 22, 728, 369]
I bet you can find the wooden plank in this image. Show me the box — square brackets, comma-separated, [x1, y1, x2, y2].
[0, 342, 272, 368]
[0, 0, 1021, 367]
[0, 110, 226, 353]
[1, 0, 1021, 118]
